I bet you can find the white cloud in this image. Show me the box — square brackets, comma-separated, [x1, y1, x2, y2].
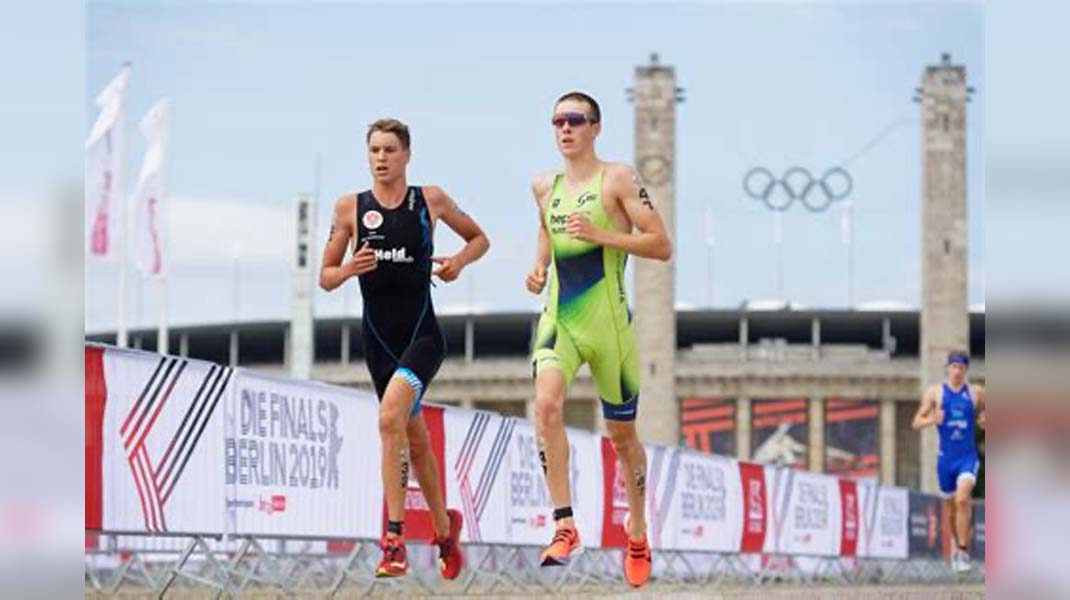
[167, 196, 291, 266]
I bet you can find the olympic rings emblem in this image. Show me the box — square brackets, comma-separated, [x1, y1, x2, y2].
[743, 166, 853, 212]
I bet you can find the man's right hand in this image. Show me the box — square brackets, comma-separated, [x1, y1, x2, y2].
[525, 263, 547, 294]
[348, 242, 378, 276]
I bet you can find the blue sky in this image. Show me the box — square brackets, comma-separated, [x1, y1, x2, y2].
[85, 1, 986, 332]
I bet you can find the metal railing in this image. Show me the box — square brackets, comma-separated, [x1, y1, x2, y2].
[85, 532, 983, 597]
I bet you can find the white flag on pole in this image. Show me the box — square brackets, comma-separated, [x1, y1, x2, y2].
[133, 98, 173, 278]
[84, 64, 131, 259]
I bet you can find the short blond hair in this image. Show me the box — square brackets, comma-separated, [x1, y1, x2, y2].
[366, 118, 411, 150]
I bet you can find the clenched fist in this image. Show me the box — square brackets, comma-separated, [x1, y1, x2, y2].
[526, 263, 547, 294]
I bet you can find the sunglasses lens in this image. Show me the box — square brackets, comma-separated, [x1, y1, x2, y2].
[552, 112, 589, 127]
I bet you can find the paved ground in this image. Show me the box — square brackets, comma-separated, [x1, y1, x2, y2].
[88, 583, 985, 599]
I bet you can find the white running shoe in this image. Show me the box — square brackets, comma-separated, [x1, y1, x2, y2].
[954, 549, 972, 573]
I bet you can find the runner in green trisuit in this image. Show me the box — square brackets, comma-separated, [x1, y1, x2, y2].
[525, 91, 672, 588]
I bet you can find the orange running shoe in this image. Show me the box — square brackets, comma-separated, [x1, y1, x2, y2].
[623, 535, 652, 587]
[433, 509, 465, 580]
[540, 526, 581, 566]
[375, 535, 408, 578]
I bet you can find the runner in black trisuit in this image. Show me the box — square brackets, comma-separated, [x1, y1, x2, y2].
[319, 118, 489, 579]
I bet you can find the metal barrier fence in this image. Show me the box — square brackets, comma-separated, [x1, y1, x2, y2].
[85, 532, 983, 597]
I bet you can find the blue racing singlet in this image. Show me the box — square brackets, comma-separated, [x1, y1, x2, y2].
[937, 383, 977, 460]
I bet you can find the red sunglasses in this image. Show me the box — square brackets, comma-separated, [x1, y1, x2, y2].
[551, 112, 598, 128]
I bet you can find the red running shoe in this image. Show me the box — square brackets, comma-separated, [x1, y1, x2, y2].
[432, 508, 465, 580]
[375, 535, 408, 578]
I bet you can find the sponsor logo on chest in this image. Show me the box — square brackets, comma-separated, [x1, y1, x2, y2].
[374, 247, 414, 263]
[363, 210, 383, 230]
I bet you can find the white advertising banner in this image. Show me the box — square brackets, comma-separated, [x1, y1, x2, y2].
[768, 468, 841, 556]
[501, 420, 603, 547]
[444, 408, 513, 544]
[224, 371, 381, 539]
[665, 450, 742, 552]
[644, 444, 678, 551]
[101, 348, 229, 535]
[862, 484, 909, 559]
[88, 344, 924, 560]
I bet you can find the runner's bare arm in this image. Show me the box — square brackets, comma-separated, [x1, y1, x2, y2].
[912, 385, 943, 430]
[424, 186, 489, 283]
[319, 195, 376, 291]
[526, 174, 553, 294]
[564, 164, 671, 261]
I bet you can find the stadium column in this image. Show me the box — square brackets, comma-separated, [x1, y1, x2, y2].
[465, 316, 474, 363]
[341, 325, 350, 366]
[811, 316, 821, 360]
[880, 398, 897, 485]
[736, 397, 752, 461]
[808, 397, 825, 472]
[739, 316, 749, 359]
[917, 54, 970, 493]
[290, 193, 316, 380]
[229, 328, 239, 367]
[283, 324, 290, 368]
[630, 53, 682, 446]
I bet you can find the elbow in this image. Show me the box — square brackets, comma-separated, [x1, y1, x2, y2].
[318, 274, 334, 292]
[657, 238, 673, 262]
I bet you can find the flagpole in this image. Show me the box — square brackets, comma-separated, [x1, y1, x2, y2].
[158, 237, 169, 354]
[116, 63, 131, 348]
[135, 261, 143, 333]
[157, 123, 170, 355]
[844, 200, 855, 308]
[704, 204, 715, 308]
[774, 211, 784, 300]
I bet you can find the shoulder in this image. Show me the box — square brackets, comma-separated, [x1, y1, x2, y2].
[332, 193, 358, 218]
[531, 171, 557, 208]
[970, 383, 985, 399]
[603, 162, 641, 191]
[926, 384, 943, 399]
[531, 171, 557, 196]
[421, 185, 450, 208]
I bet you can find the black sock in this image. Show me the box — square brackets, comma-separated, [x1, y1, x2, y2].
[553, 506, 573, 521]
[387, 520, 404, 536]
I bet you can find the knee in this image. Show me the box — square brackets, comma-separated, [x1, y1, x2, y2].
[378, 408, 406, 438]
[608, 426, 639, 454]
[954, 494, 971, 513]
[534, 393, 563, 430]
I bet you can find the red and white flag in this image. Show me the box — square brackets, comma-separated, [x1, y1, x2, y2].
[85, 64, 131, 259]
[132, 98, 172, 278]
